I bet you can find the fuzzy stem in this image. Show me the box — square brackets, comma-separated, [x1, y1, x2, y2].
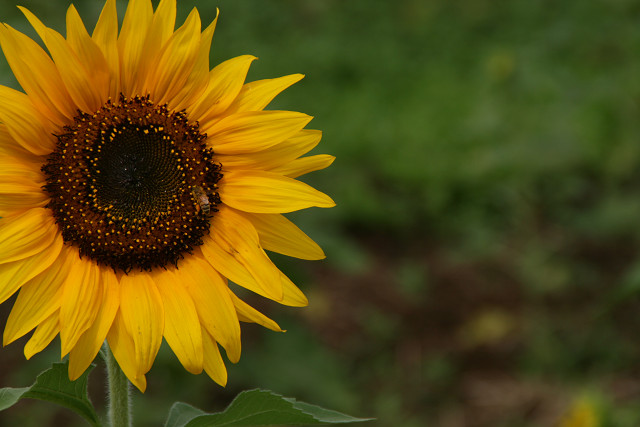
[104, 343, 132, 427]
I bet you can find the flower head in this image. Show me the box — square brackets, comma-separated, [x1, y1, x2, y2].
[0, 0, 334, 391]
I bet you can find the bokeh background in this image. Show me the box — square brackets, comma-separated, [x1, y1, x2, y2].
[0, 0, 639, 425]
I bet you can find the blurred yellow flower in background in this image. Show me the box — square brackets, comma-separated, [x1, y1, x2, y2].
[559, 396, 599, 427]
[0, 0, 334, 392]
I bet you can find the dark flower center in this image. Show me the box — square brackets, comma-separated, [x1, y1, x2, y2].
[42, 95, 222, 273]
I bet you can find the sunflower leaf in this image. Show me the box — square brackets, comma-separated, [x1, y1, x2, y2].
[0, 361, 100, 427]
[165, 389, 373, 427]
[165, 401, 207, 427]
[0, 387, 30, 410]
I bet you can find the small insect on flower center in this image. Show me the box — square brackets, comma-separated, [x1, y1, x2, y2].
[42, 95, 222, 273]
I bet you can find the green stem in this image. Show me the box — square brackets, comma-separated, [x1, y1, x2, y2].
[104, 343, 132, 427]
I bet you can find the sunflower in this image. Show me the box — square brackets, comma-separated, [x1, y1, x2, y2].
[0, 0, 334, 392]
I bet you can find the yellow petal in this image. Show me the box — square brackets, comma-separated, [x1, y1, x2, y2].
[189, 55, 256, 124]
[0, 156, 43, 187]
[0, 24, 74, 124]
[272, 154, 335, 178]
[153, 268, 204, 374]
[241, 212, 325, 260]
[119, 272, 164, 377]
[148, 8, 201, 104]
[231, 293, 282, 332]
[0, 85, 55, 155]
[0, 158, 44, 186]
[0, 192, 46, 216]
[204, 111, 311, 155]
[65, 5, 110, 105]
[280, 273, 309, 307]
[0, 192, 47, 218]
[202, 330, 227, 386]
[24, 311, 59, 360]
[218, 129, 322, 171]
[169, 12, 218, 112]
[3, 239, 65, 344]
[0, 208, 57, 265]
[107, 312, 147, 392]
[92, 0, 120, 99]
[20, 7, 104, 113]
[68, 269, 119, 380]
[132, 0, 176, 94]
[225, 74, 305, 115]
[180, 256, 241, 363]
[219, 170, 335, 213]
[59, 253, 102, 357]
[201, 206, 283, 301]
[150, 0, 177, 43]
[92, 0, 118, 41]
[201, 237, 261, 299]
[118, 0, 153, 96]
[0, 156, 48, 215]
[0, 124, 41, 161]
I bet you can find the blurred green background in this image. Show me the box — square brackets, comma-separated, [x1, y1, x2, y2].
[2, 0, 640, 425]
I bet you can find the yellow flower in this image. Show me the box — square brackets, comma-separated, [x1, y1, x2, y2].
[0, 0, 334, 392]
[559, 396, 599, 427]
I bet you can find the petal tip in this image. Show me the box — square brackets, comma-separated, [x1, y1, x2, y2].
[227, 347, 241, 364]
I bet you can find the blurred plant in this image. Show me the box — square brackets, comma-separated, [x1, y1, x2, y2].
[559, 396, 600, 427]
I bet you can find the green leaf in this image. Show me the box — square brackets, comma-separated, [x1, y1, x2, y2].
[0, 387, 30, 410]
[0, 361, 101, 427]
[165, 389, 373, 427]
[166, 402, 207, 427]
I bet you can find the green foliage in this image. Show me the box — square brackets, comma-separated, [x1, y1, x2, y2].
[0, 362, 100, 426]
[165, 390, 372, 427]
[0, 362, 369, 427]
